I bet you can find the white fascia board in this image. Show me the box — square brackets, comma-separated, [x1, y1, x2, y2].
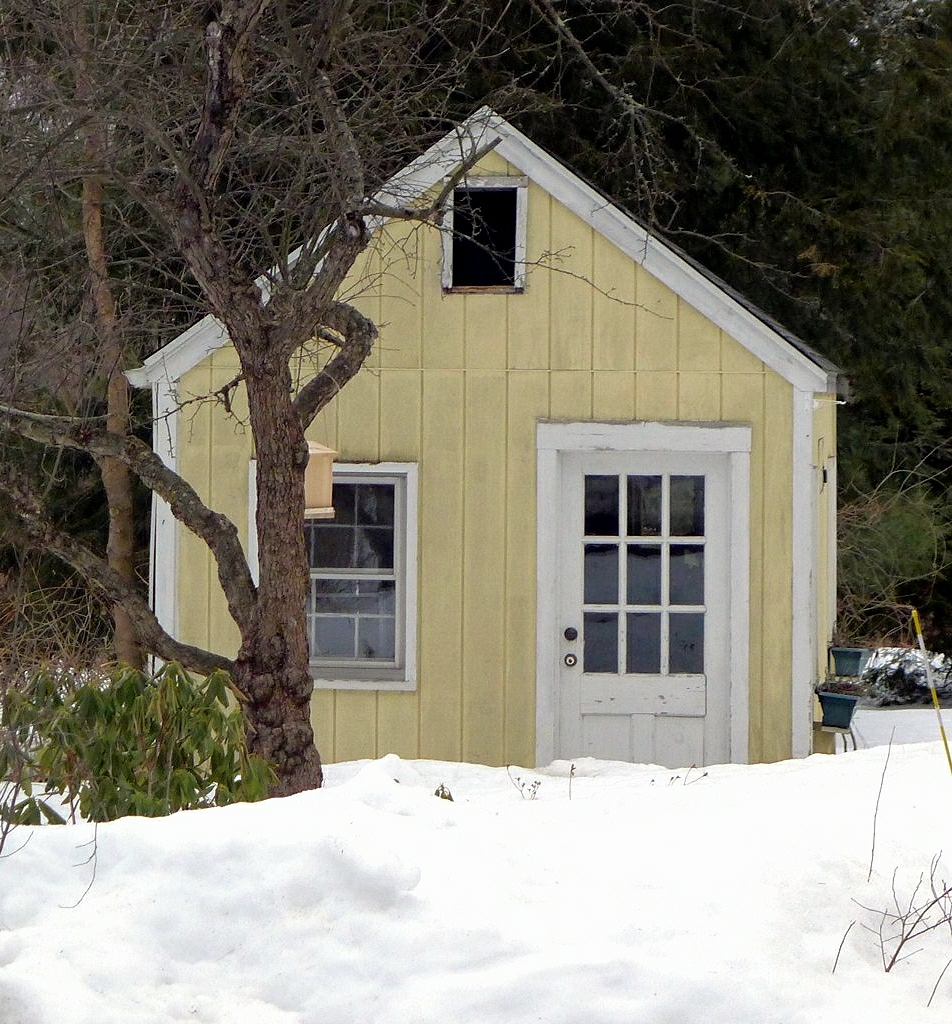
[126, 315, 228, 389]
[490, 123, 834, 395]
[127, 107, 833, 397]
[126, 111, 507, 390]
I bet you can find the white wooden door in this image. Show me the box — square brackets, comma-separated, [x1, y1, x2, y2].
[557, 451, 732, 768]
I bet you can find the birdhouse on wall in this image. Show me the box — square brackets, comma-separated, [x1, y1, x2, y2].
[304, 442, 336, 519]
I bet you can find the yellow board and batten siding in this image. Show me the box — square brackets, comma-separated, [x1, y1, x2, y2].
[175, 153, 811, 768]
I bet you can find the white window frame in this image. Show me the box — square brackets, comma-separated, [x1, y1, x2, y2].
[247, 460, 418, 691]
[441, 175, 528, 292]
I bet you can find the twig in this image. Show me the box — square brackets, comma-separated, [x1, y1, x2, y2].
[928, 956, 952, 1007]
[868, 733, 894, 882]
[832, 920, 855, 974]
[61, 824, 98, 909]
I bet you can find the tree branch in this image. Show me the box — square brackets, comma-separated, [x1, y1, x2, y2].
[293, 302, 378, 426]
[0, 405, 257, 633]
[0, 469, 234, 677]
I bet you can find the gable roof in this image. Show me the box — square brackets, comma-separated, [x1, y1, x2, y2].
[127, 108, 841, 394]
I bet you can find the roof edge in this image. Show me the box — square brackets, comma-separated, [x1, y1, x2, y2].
[128, 107, 842, 396]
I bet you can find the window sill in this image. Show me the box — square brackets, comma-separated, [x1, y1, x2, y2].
[443, 285, 524, 295]
[311, 667, 417, 692]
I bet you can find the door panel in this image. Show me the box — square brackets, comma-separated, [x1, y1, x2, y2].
[559, 450, 731, 768]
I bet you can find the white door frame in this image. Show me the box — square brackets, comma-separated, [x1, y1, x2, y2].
[535, 421, 752, 766]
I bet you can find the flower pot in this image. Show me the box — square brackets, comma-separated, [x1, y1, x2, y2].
[829, 646, 872, 677]
[817, 691, 859, 729]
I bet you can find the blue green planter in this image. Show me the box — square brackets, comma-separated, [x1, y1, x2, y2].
[829, 646, 872, 677]
[817, 691, 859, 729]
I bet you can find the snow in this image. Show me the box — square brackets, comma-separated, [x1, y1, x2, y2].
[3, 710, 952, 1023]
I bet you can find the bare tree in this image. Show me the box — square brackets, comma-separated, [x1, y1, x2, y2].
[0, 0, 542, 795]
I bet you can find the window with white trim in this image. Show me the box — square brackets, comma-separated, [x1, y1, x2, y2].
[441, 176, 527, 292]
[246, 461, 417, 691]
[305, 464, 417, 690]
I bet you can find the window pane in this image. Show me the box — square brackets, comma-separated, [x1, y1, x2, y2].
[306, 477, 404, 668]
[355, 527, 394, 570]
[585, 475, 618, 536]
[306, 482, 396, 571]
[670, 545, 704, 605]
[355, 484, 394, 526]
[627, 476, 662, 536]
[584, 544, 618, 604]
[627, 545, 661, 605]
[357, 617, 396, 660]
[670, 613, 704, 673]
[311, 578, 358, 613]
[312, 579, 395, 615]
[627, 613, 661, 673]
[310, 525, 355, 569]
[311, 616, 356, 658]
[583, 612, 617, 673]
[330, 484, 357, 525]
[670, 476, 704, 536]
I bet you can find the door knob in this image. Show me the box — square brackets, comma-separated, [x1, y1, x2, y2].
[564, 626, 578, 641]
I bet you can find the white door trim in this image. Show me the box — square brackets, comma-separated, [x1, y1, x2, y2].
[536, 421, 751, 766]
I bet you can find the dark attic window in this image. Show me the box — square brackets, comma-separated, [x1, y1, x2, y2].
[446, 184, 525, 291]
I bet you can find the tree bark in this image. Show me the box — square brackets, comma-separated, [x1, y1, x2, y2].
[72, 3, 142, 668]
[234, 358, 323, 795]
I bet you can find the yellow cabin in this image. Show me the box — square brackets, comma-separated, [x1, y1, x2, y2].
[128, 110, 843, 770]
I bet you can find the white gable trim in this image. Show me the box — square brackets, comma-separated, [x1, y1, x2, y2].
[127, 108, 835, 395]
[488, 120, 832, 395]
[127, 315, 228, 389]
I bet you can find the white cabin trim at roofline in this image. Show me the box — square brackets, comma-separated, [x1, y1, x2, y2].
[127, 107, 838, 396]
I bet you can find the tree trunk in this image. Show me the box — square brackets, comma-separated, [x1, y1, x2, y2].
[73, 6, 142, 669]
[234, 357, 323, 794]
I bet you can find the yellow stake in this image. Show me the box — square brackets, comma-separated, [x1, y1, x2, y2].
[912, 608, 952, 779]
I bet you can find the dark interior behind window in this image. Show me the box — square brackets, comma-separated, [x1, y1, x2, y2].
[451, 188, 517, 287]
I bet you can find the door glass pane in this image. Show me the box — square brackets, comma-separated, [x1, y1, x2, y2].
[627, 476, 662, 536]
[627, 545, 661, 604]
[585, 476, 619, 536]
[670, 612, 704, 673]
[670, 476, 704, 536]
[584, 544, 618, 604]
[670, 545, 704, 605]
[584, 611, 617, 672]
[627, 612, 661, 673]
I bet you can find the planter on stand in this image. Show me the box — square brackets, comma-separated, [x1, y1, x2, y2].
[816, 690, 860, 729]
[828, 646, 872, 678]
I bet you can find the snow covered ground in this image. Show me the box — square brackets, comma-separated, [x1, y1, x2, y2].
[2, 708, 952, 1024]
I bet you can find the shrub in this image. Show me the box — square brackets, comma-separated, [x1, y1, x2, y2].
[0, 662, 273, 824]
